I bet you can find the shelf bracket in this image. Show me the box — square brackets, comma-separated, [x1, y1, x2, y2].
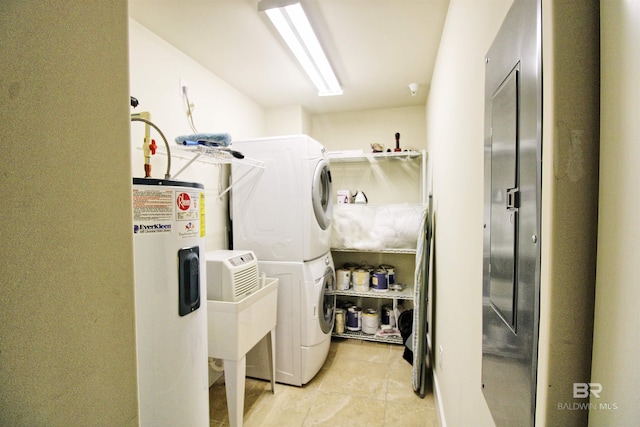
[167, 146, 264, 198]
[172, 152, 203, 179]
[218, 162, 264, 198]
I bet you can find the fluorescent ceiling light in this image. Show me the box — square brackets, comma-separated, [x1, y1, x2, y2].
[259, 0, 342, 96]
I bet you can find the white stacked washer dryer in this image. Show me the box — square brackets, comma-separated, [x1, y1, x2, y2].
[230, 135, 336, 386]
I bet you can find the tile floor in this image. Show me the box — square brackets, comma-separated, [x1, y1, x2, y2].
[209, 337, 436, 426]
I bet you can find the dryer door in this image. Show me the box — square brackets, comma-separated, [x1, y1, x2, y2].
[312, 159, 333, 230]
[319, 267, 336, 334]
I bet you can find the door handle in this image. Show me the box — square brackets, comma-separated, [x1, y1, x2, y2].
[506, 187, 520, 210]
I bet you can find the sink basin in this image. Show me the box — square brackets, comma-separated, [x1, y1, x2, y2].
[207, 278, 278, 361]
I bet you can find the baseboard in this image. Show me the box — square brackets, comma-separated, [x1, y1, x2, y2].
[433, 370, 447, 427]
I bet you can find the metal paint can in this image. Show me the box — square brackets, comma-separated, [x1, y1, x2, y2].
[362, 308, 379, 334]
[381, 305, 397, 328]
[352, 269, 370, 292]
[336, 269, 351, 290]
[371, 268, 388, 292]
[360, 263, 375, 285]
[380, 264, 395, 285]
[334, 308, 346, 334]
[346, 306, 362, 331]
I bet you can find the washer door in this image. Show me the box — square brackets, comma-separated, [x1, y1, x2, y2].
[312, 159, 333, 230]
[319, 267, 336, 334]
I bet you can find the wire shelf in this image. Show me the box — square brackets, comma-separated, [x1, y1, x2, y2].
[332, 330, 404, 345]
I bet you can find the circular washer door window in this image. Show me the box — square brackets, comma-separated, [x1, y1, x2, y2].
[319, 267, 336, 334]
[312, 159, 333, 230]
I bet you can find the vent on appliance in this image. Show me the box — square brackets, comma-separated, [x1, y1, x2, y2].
[232, 264, 259, 300]
[205, 250, 259, 302]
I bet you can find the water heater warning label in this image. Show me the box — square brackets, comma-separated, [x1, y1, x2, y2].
[133, 189, 173, 222]
[132, 188, 202, 239]
[175, 192, 199, 221]
[176, 191, 200, 239]
[132, 188, 173, 235]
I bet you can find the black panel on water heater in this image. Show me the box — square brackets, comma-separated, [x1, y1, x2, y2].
[178, 246, 201, 316]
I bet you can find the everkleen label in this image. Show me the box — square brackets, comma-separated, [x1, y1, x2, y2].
[133, 223, 172, 234]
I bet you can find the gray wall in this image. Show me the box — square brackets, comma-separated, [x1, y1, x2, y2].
[0, 1, 138, 425]
[536, 1, 600, 425]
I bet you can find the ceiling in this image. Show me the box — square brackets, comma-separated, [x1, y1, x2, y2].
[128, 0, 450, 114]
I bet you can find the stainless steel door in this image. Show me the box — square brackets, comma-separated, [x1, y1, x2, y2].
[482, 1, 542, 426]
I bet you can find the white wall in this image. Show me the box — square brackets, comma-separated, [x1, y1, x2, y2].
[589, 1, 640, 425]
[0, 1, 138, 424]
[425, 1, 513, 426]
[312, 105, 427, 214]
[311, 105, 426, 153]
[265, 105, 311, 136]
[429, 2, 636, 427]
[129, 19, 267, 250]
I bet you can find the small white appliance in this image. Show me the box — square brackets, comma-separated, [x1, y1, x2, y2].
[231, 134, 333, 262]
[205, 250, 259, 302]
[131, 178, 209, 427]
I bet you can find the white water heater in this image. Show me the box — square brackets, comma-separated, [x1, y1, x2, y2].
[132, 178, 209, 426]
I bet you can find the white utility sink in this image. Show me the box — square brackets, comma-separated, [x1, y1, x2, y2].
[207, 278, 278, 427]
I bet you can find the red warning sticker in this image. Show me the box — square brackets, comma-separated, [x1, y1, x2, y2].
[176, 192, 191, 211]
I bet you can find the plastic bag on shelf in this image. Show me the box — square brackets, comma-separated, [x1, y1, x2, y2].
[331, 204, 425, 251]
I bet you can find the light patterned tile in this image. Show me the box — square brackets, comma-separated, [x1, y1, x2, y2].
[306, 361, 330, 390]
[386, 363, 435, 409]
[303, 390, 385, 427]
[384, 400, 437, 427]
[389, 342, 412, 368]
[361, 340, 394, 363]
[244, 383, 318, 427]
[328, 340, 340, 358]
[208, 338, 437, 426]
[209, 377, 281, 426]
[318, 357, 388, 401]
[209, 379, 229, 425]
[335, 339, 391, 365]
